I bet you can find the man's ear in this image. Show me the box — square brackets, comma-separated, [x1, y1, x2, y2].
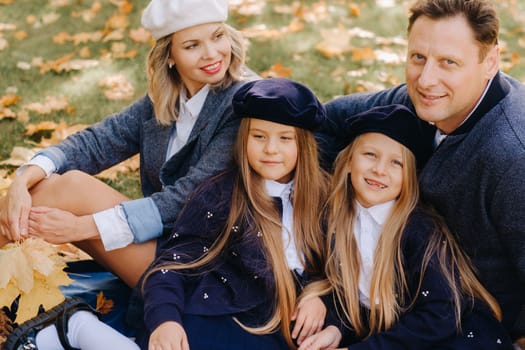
[483, 45, 500, 79]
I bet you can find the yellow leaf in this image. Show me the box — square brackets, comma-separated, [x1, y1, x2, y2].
[98, 74, 135, 101]
[129, 27, 150, 43]
[349, 4, 361, 17]
[0, 93, 21, 107]
[106, 14, 129, 30]
[14, 31, 27, 40]
[260, 62, 292, 78]
[0, 238, 73, 324]
[25, 120, 58, 136]
[0, 146, 39, 167]
[96, 291, 114, 315]
[96, 154, 139, 180]
[351, 47, 376, 63]
[0, 107, 16, 120]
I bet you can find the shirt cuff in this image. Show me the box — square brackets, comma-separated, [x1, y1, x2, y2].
[120, 198, 163, 243]
[93, 205, 134, 251]
[16, 155, 57, 178]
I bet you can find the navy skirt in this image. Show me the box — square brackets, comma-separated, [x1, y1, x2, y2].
[183, 314, 289, 350]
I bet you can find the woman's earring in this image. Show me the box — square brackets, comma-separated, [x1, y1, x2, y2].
[168, 62, 174, 69]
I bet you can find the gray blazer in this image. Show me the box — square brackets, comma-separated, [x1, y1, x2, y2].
[39, 79, 251, 242]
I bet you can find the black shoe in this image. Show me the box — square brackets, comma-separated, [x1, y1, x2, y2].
[4, 296, 98, 350]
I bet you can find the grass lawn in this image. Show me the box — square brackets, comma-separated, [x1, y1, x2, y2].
[1, 0, 524, 198]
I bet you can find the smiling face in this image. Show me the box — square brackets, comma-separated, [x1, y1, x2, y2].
[246, 118, 298, 183]
[348, 133, 404, 208]
[169, 22, 232, 97]
[405, 15, 499, 134]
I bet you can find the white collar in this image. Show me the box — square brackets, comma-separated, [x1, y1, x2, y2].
[264, 179, 294, 199]
[356, 200, 395, 225]
[179, 84, 210, 118]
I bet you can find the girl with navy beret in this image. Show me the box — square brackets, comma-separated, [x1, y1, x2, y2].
[298, 105, 513, 350]
[140, 78, 330, 350]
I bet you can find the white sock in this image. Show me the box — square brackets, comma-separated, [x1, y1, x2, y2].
[35, 311, 139, 350]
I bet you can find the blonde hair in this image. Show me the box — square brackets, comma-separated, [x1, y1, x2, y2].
[144, 118, 329, 348]
[322, 135, 501, 337]
[146, 24, 246, 126]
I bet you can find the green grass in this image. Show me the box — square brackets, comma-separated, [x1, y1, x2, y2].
[1, 0, 525, 199]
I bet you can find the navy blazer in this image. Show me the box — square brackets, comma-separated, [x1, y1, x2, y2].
[324, 209, 513, 349]
[37, 72, 256, 242]
[142, 171, 322, 335]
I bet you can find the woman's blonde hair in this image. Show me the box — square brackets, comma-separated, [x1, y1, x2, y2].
[144, 118, 329, 348]
[146, 23, 246, 126]
[322, 135, 501, 337]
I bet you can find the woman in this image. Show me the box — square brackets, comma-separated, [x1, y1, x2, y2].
[0, 0, 253, 287]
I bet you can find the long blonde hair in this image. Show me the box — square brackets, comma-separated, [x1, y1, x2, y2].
[323, 135, 501, 337]
[144, 118, 329, 348]
[146, 23, 246, 126]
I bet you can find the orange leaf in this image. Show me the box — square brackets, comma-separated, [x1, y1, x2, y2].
[96, 291, 114, 315]
[0, 93, 21, 107]
[260, 62, 292, 78]
[349, 4, 361, 17]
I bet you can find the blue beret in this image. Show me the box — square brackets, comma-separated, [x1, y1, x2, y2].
[344, 104, 431, 168]
[232, 78, 326, 131]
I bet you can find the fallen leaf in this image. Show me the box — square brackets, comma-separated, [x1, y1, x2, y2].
[96, 154, 139, 180]
[129, 27, 150, 43]
[0, 238, 73, 323]
[0, 147, 39, 167]
[0, 93, 21, 107]
[98, 74, 135, 100]
[260, 62, 292, 78]
[96, 291, 114, 315]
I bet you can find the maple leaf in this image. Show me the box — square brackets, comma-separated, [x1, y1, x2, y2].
[315, 27, 353, 58]
[96, 291, 114, 315]
[98, 74, 135, 101]
[260, 62, 292, 78]
[0, 238, 73, 324]
[0, 93, 21, 107]
[106, 14, 129, 31]
[129, 27, 150, 43]
[0, 107, 16, 120]
[0, 146, 39, 167]
[96, 154, 139, 180]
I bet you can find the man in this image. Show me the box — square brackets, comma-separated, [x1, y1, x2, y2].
[319, 0, 525, 346]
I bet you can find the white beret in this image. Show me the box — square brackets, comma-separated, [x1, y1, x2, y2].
[141, 0, 229, 40]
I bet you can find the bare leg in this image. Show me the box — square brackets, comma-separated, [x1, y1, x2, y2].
[30, 170, 156, 288]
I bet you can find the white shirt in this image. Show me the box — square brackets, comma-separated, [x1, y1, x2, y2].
[264, 179, 304, 274]
[19, 85, 210, 251]
[354, 200, 395, 307]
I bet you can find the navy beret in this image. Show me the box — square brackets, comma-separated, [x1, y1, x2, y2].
[232, 78, 326, 131]
[344, 104, 431, 168]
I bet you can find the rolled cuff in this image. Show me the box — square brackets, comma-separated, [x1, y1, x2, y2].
[93, 205, 135, 251]
[120, 197, 163, 243]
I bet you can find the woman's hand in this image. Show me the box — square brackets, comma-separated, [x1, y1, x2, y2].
[292, 296, 327, 345]
[0, 180, 33, 241]
[298, 325, 343, 350]
[149, 321, 189, 350]
[28, 206, 99, 244]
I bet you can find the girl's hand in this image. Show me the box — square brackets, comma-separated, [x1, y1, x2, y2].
[298, 326, 343, 350]
[28, 206, 98, 244]
[149, 321, 189, 350]
[292, 296, 326, 345]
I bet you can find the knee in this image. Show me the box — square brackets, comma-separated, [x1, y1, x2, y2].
[59, 170, 92, 188]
